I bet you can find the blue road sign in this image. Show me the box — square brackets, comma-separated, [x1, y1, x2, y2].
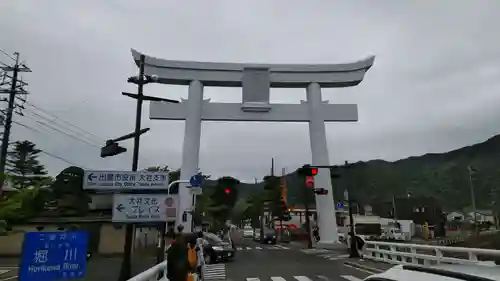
[19, 231, 88, 281]
[189, 172, 202, 188]
[336, 201, 344, 209]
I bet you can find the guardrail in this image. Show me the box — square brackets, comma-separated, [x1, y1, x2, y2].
[365, 240, 500, 267]
[127, 260, 168, 281]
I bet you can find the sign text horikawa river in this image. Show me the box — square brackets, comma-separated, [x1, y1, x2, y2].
[83, 170, 169, 190]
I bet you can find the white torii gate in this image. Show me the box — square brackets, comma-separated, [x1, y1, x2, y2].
[131, 49, 375, 245]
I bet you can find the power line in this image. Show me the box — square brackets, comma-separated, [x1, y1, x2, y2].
[25, 101, 106, 143]
[26, 109, 102, 145]
[20, 102, 153, 164]
[9, 120, 87, 169]
[0, 48, 16, 61]
[21, 112, 101, 148]
[41, 150, 87, 169]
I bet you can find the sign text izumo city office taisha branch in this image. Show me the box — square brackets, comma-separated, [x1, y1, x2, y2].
[19, 231, 88, 281]
[83, 170, 169, 190]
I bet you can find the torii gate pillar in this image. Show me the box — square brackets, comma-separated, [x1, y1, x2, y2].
[131, 49, 375, 245]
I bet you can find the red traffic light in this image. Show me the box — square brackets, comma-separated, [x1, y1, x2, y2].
[224, 188, 231, 194]
[299, 165, 319, 177]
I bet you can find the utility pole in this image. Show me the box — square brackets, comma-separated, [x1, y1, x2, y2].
[304, 182, 313, 249]
[271, 157, 275, 176]
[392, 195, 398, 220]
[467, 165, 477, 235]
[116, 55, 179, 281]
[0, 52, 30, 184]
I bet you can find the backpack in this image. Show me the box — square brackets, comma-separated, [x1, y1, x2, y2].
[187, 244, 197, 268]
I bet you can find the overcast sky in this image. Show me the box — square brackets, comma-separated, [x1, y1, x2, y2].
[1, 0, 500, 181]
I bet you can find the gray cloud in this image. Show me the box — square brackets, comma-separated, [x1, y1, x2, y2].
[1, 0, 500, 180]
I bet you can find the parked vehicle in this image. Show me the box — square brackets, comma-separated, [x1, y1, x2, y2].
[380, 227, 406, 241]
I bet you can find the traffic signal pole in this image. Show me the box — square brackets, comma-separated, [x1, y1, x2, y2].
[344, 161, 359, 258]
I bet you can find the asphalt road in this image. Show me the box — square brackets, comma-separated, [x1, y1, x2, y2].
[221, 238, 391, 281]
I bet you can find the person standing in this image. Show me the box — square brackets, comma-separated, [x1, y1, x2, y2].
[355, 234, 366, 260]
[195, 231, 208, 279]
[166, 225, 189, 281]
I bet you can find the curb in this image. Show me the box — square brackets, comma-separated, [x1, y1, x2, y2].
[344, 261, 384, 274]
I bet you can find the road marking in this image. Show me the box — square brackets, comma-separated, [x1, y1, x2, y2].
[203, 264, 226, 280]
[0, 271, 8, 275]
[0, 276, 17, 281]
[340, 275, 362, 281]
[246, 278, 260, 281]
[246, 247, 252, 250]
[293, 276, 314, 281]
[271, 277, 287, 281]
[316, 275, 329, 281]
[343, 264, 377, 275]
[300, 248, 332, 254]
[255, 246, 262, 250]
[237, 247, 243, 250]
[274, 245, 289, 249]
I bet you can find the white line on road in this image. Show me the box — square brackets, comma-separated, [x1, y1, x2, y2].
[0, 276, 17, 281]
[271, 277, 287, 281]
[255, 246, 262, 250]
[293, 276, 314, 281]
[343, 264, 377, 275]
[246, 278, 260, 281]
[0, 271, 8, 275]
[246, 247, 252, 250]
[340, 275, 362, 281]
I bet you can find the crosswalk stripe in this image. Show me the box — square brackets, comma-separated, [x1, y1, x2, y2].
[293, 276, 314, 281]
[0, 270, 8, 275]
[255, 246, 262, 250]
[340, 275, 362, 281]
[203, 264, 226, 280]
[246, 247, 252, 250]
[271, 277, 287, 281]
[246, 278, 260, 281]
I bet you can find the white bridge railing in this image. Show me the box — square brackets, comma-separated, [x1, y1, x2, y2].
[365, 240, 500, 267]
[127, 260, 168, 281]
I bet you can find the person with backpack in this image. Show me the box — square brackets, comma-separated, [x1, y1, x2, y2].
[166, 226, 189, 281]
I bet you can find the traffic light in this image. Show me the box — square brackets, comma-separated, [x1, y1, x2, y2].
[224, 188, 231, 194]
[298, 165, 318, 176]
[100, 140, 127, 158]
[313, 188, 328, 195]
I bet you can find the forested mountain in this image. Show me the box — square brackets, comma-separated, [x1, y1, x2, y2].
[222, 134, 500, 211]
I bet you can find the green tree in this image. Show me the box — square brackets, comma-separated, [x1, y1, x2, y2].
[0, 186, 47, 224]
[50, 166, 90, 216]
[6, 140, 49, 189]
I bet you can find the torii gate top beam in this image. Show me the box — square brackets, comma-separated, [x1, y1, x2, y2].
[131, 49, 374, 89]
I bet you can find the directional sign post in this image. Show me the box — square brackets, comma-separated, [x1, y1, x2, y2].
[19, 231, 88, 281]
[83, 170, 169, 190]
[188, 172, 203, 195]
[112, 194, 177, 223]
[336, 201, 344, 210]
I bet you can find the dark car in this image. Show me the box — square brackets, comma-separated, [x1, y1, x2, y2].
[202, 232, 236, 264]
[261, 227, 277, 244]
